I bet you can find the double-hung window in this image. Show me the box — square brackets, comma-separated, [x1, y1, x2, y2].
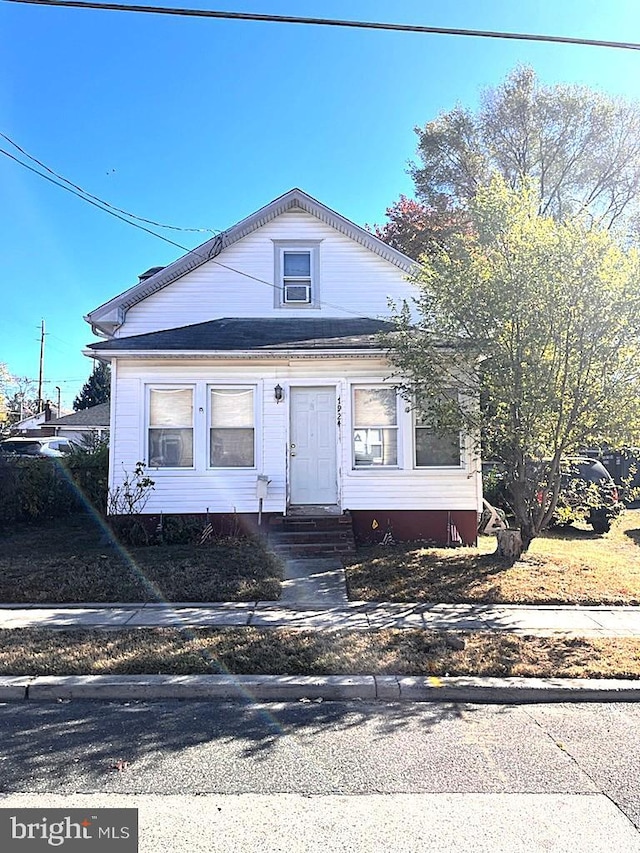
[283, 251, 312, 304]
[148, 387, 194, 468]
[274, 241, 320, 308]
[414, 394, 462, 467]
[210, 387, 255, 468]
[352, 387, 398, 467]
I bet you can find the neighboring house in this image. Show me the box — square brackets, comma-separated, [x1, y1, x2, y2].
[10, 403, 72, 436]
[84, 188, 481, 544]
[10, 410, 50, 435]
[46, 402, 110, 445]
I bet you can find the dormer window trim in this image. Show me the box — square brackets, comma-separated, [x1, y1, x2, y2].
[273, 240, 322, 309]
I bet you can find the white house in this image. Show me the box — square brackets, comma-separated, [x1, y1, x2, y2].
[84, 189, 481, 545]
[9, 403, 72, 436]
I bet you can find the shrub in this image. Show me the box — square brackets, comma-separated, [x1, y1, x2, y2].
[107, 462, 155, 545]
[0, 443, 109, 528]
[0, 457, 76, 527]
[65, 440, 109, 514]
[160, 515, 207, 545]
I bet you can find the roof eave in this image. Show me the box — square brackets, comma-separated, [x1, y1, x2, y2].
[83, 307, 126, 337]
[83, 347, 388, 360]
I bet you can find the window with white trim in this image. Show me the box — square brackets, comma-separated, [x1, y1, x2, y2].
[209, 387, 255, 468]
[414, 395, 462, 467]
[273, 241, 320, 308]
[352, 387, 398, 467]
[283, 251, 312, 303]
[148, 387, 194, 468]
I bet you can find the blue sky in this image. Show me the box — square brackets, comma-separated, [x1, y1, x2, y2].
[1, 0, 639, 408]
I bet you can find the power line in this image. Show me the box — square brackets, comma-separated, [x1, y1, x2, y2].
[1, 142, 390, 322]
[5, 377, 86, 384]
[48, 333, 76, 348]
[4, 0, 640, 51]
[0, 146, 206, 252]
[0, 130, 218, 234]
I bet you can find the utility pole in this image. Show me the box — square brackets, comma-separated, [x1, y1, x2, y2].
[37, 319, 45, 412]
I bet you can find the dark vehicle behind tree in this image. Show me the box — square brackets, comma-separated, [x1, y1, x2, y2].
[553, 458, 624, 533]
[581, 448, 640, 507]
[483, 457, 624, 534]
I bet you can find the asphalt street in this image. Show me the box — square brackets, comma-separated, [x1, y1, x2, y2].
[0, 699, 639, 851]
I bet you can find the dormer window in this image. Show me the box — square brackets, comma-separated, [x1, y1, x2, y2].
[273, 240, 321, 308]
[283, 252, 311, 303]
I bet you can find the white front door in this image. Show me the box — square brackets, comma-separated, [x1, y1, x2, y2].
[289, 386, 338, 505]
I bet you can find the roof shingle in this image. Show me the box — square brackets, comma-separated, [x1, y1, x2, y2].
[88, 318, 394, 353]
[48, 402, 110, 427]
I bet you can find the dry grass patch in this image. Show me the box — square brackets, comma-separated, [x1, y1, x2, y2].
[1, 628, 639, 679]
[0, 515, 282, 602]
[345, 510, 640, 605]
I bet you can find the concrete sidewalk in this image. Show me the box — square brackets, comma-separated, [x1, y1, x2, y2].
[2, 594, 640, 703]
[1, 600, 640, 636]
[280, 557, 349, 606]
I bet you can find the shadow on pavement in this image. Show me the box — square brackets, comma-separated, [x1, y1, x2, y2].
[0, 697, 506, 791]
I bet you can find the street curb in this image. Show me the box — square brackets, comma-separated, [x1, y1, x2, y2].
[0, 677, 33, 700]
[24, 675, 376, 702]
[1, 675, 639, 703]
[380, 676, 640, 703]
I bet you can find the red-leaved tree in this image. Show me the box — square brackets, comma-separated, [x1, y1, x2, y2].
[371, 195, 465, 261]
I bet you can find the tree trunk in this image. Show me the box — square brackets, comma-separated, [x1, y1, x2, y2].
[496, 529, 524, 561]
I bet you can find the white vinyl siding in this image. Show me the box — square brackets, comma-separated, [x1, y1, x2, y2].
[118, 211, 414, 336]
[108, 358, 481, 516]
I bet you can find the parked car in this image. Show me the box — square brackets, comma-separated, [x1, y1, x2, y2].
[553, 457, 624, 534]
[580, 447, 640, 507]
[0, 436, 78, 458]
[482, 457, 624, 534]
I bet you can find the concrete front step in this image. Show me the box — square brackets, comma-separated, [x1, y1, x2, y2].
[269, 515, 354, 532]
[271, 530, 355, 545]
[271, 543, 356, 558]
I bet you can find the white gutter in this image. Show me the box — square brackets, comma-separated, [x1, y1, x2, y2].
[82, 348, 388, 360]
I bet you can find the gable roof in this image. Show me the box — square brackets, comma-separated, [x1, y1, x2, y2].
[87, 317, 395, 356]
[85, 188, 418, 337]
[48, 402, 110, 427]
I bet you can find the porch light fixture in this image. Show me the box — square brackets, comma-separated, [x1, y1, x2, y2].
[274, 384, 284, 403]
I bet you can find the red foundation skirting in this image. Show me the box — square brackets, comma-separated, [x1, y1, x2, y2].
[349, 510, 478, 546]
